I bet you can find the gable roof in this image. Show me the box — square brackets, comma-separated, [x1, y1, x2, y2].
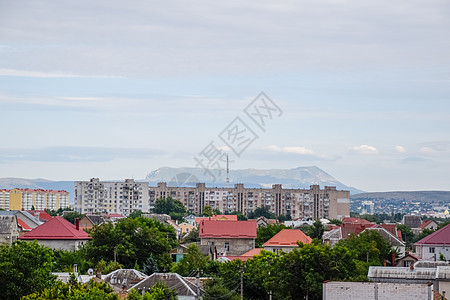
[17, 218, 32, 231]
[199, 220, 257, 238]
[341, 217, 374, 225]
[263, 229, 312, 247]
[103, 269, 148, 289]
[363, 227, 405, 247]
[129, 273, 202, 297]
[420, 220, 437, 229]
[85, 215, 105, 225]
[402, 215, 422, 229]
[27, 210, 53, 222]
[19, 216, 91, 240]
[415, 224, 450, 246]
[196, 215, 238, 224]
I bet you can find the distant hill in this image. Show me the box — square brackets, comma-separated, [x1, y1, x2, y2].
[351, 191, 450, 203]
[146, 166, 364, 194]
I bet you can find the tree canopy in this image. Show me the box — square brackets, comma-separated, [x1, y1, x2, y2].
[0, 241, 56, 300]
[84, 217, 177, 270]
[153, 197, 186, 222]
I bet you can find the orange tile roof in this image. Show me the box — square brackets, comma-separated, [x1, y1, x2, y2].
[263, 229, 312, 247]
[195, 215, 238, 223]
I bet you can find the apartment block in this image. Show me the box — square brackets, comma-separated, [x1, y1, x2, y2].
[75, 178, 149, 216]
[0, 188, 69, 211]
[150, 183, 350, 220]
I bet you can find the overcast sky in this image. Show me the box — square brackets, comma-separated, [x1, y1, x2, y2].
[0, 0, 449, 192]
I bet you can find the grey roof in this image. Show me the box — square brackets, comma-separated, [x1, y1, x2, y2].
[0, 210, 41, 227]
[0, 215, 17, 233]
[129, 273, 202, 297]
[103, 269, 148, 289]
[415, 261, 450, 268]
[86, 215, 105, 225]
[402, 215, 422, 229]
[368, 267, 436, 281]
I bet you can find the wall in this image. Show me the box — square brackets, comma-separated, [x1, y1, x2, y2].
[35, 239, 89, 251]
[200, 237, 254, 256]
[323, 281, 432, 300]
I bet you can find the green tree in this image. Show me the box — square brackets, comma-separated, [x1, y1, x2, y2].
[171, 244, 209, 276]
[308, 219, 325, 240]
[53, 249, 93, 274]
[153, 197, 186, 215]
[183, 228, 200, 243]
[413, 228, 434, 243]
[212, 208, 222, 215]
[84, 217, 176, 269]
[143, 254, 159, 275]
[63, 211, 85, 225]
[0, 241, 56, 300]
[247, 206, 275, 219]
[397, 224, 415, 249]
[255, 223, 288, 247]
[128, 210, 144, 219]
[203, 278, 240, 300]
[126, 282, 177, 300]
[202, 205, 213, 217]
[329, 219, 343, 225]
[22, 277, 118, 300]
[231, 211, 248, 220]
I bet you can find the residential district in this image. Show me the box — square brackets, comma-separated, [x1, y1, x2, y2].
[1, 178, 450, 299]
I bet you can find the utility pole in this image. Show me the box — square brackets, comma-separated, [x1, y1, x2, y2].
[240, 268, 244, 300]
[195, 269, 200, 300]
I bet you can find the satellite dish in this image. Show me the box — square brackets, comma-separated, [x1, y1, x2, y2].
[88, 268, 94, 276]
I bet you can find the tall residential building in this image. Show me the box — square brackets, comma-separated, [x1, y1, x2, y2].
[0, 188, 69, 211]
[74, 178, 149, 216]
[150, 183, 350, 220]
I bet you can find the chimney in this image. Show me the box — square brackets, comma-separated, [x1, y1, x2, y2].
[76, 218, 80, 230]
[410, 263, 414, 271]
[35, 212, 40, 222]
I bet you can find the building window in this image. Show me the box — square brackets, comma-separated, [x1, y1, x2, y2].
[429, 247, 435, 253]
[225, 242, 230, 251]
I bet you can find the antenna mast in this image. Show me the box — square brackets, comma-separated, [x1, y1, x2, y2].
[226, 154, 230, 185]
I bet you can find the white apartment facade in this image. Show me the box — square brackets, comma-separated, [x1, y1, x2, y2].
[74, 178, 149, 216]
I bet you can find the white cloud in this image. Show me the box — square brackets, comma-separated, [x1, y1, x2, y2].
[394, 145, 406, 153]
[267, 145, 315, 155]
[350, 144, 379, 154]
[419, 146, 435, 153]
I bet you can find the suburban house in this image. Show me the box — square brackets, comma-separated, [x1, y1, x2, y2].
[0, 215, 20, 245]
[415, 224, 450, 261]
[19, 216, 92, 251]
[263, 229, 312, 253]
[103, 269, 148, 293]
[395, 252, 420, 267]
[79, 214, 106, 229]
[129, 273, 203, 300]
[0, 210, 42, 235]
[170, 245, 189, 262]
[199, 220, 257, 256]
[223, 248, 263, 261]
[250, 216, 278, 227]
[420, 220, 439, 231]
[402, 215, 422, 233]
[179, 222, 196, 235]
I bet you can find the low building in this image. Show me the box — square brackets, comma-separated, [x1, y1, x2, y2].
[0, 215, 20, 245]
[421, 220, 439, 231]
[195, 214, 238, 225]
[323, 281, 435, 300]
[103, 269, 148, 292]
[263, 229, 312, 253]
[19, 216, 91, 251]
[179, 222, 196, 235]
[199, 220, 257, 256]
[79, 214, 106, 229]
[415, 224, 450, 261]
[402, 215, 422, 229]
[396, 253, 420, 267]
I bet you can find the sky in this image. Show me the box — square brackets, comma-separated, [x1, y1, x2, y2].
[0, 0, 449, 192]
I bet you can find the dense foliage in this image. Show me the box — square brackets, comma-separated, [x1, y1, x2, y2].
[0, 241, 56, 300]
[153, 197, 187, 221]
[255, 223, 289, 247]
[84, 217, 177, 270]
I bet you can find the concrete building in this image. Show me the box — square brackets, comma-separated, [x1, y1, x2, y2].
[0, 215, 20, 246]
[0, 188, 69, 211]
[263, 229, 312, 253]
[199, 220, 257, 256]
[415, 224, 450, 261]
[323, 281, 434, 300]
[75, 178, 149, 216]
[150, 183, 350, 219]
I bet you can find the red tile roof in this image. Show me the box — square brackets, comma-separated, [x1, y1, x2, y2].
[19, 216, 91, 240]
[263, 229, 312, 247]
[17, 219, 31, 231]
[27, 210, 53, 221]
[420, 220, 436, 229]
[415, 224, 450, 245]
[196, 215, 238, 224]
[199, 220, 256, 238]
[223, 249, 262, 261]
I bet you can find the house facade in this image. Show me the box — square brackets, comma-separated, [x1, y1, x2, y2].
[19, 216, 92, 251]
[199, 220, 257, 256]
[415, 224, 450, 261]
[0, 215, 20, 246]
